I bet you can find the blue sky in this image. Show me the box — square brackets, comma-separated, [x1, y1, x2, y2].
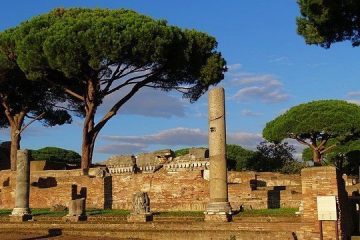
[1, 1, 360, 162]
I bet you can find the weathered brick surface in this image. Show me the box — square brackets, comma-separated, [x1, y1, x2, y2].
[300, 166, 354, 240]
[0, 169, 302, 211]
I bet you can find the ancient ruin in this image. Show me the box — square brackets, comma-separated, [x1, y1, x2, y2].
[64, 198, 87, 222]
[10, 149, 32, 222]
[0, 81, 358, 239]
[127, 192, 153, 222]
[205, 87, 232, 222]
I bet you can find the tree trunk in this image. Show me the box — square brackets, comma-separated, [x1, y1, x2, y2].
[81, 79, 97, 174]
[312, 149, 322, 166]
[81, 133, 91, 174]
[9, 114, 25, 171]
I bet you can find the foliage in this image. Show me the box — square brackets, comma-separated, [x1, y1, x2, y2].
[10, 8, 226, 171]
[226, 144, 256, 171]
[0, 29, 73, 170]
[174, 148, 190, 157]
[0, 105, 8, 128]
[263, 100, 360, 164]
[30, 147, 81, 164]
[280, 160, 306, 174]
[297, 0, 360, 48]
[303, 139, 360, 175]
[245, 141, 299, 173]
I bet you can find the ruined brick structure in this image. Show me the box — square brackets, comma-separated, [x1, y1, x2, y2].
[0, 168, 303, 211]
[0, 165, 358, 238]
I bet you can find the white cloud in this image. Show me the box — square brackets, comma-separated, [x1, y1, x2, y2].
[229, 73, 289, 103]
[99, 127, 264, 154]
[227, 63, 242, 71]
[232, 85, 289, 103]
[236, 74, 282, 87]
[268, 56, 293, 66]
[98, 127, 306, 159]
[98, 87, 186, 118]
[97, 143, 147, 155]
[241, 109, 262, 117]
[347, 99, 360, 105]
[102, 127, 207, 146]
[347, 91, 360, 98]
[283, 138, 307, 161]
[227, 132, 264, 150]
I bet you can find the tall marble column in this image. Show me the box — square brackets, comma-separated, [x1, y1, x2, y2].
[205, 87, 232, 222]
[10, 149, 32, 222]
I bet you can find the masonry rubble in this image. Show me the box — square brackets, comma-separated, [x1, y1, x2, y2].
[106, 147, 210, 174]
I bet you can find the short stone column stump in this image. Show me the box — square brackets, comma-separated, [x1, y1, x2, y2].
[63, 198, 87, 222]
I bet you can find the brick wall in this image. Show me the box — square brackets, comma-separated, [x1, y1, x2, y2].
[0, 169, 302, 211]
[300, 166, 354, 240]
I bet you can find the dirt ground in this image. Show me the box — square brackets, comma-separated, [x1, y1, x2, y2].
[0, 232, 127, 240]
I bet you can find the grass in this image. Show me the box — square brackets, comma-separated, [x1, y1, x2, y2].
[154, 211, 204, 217]
[0, 209, 11, 216]
[236, 208, 298, 217]
[0, 208, 297, 218]
[86, 209, 130, 216]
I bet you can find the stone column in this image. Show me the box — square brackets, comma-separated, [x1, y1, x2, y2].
[205, 87, 232, 222]
[10, 149, 32, 222]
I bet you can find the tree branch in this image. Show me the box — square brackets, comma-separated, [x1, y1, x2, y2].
[92, 71, 162, 134]
[320, 144, 337, 154]
[64, 87, 84, 102]
[105, 71, 155, 95]
[16, 112, 45, 136]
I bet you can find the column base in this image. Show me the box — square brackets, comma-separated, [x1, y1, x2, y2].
[127, 213, 153, 222]
[204, 212, 232, 222]
[10, 208, 32, 222]
[205, 201, 232, 214]
[205, 202, 232, 222]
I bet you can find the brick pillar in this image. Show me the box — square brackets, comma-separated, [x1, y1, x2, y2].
[301, 166, 353, 240]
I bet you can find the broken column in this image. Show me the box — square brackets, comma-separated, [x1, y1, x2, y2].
[64, 198, 87, 222]
[10, 149, 32, 222]
[205, 87, 232, 222]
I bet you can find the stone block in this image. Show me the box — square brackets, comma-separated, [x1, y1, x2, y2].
[204, 213, 232, 222]
[63, 215, 87, 222]
[127, 213, 153, 222]
[9, 214, 32, 222]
